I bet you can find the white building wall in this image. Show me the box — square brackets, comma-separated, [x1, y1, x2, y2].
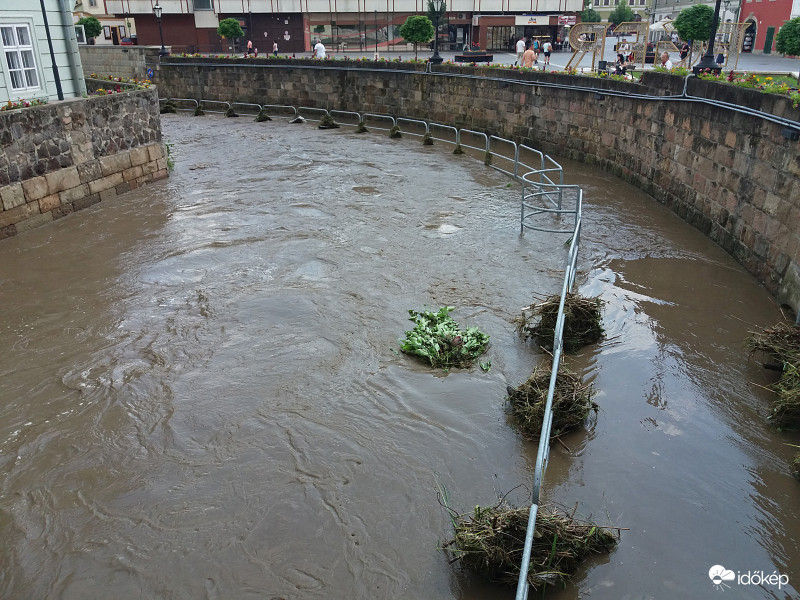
[0, 0, 86, 104]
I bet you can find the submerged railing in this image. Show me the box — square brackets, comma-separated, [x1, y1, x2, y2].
[158, 98, 584, 594]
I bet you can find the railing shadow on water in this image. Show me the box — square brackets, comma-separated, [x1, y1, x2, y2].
[157, 98, 583, 595]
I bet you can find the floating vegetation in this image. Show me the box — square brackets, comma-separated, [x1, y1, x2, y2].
[423, 132, 434, 145]
[453, 143, 464, 155]
[356, 120, 368, 133]
[399, 306, 489, 369]
[745, 321, 800, 428]
[521, 293, 604, 353]
[318, 114, 339, 129]
[506, 362, 597, 438]
[193, 103, 205, 116]
[160, 99, 177, 114]
[389, 125, 402, 139]
[792, 451, 800, 481]
[444, 500, 618, 590]
[255, 107, 271, 121]
[484, 150, 492, 166]
[224, 106, 239, 117]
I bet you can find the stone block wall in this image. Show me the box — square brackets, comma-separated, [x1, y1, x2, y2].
[154, 58, 799, 308]
[0, 87, 167, 238]
[79, 46, 162, 81]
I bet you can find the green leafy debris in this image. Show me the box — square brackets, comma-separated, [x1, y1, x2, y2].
[399, 306, 489, 369]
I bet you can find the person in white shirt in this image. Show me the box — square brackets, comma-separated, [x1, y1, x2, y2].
[314, 40, 326, 59]
[619, 39, 630, 62]
[660, 51, 673, 70]
[542, 40, 552, 65]
[516, 37, 526, 65]
[671, 31, 679, 45]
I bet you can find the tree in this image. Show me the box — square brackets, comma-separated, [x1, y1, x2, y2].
[399, 15, 434, 59]
[581, 0, 602, 24]
[217, 17, 244, 41]
[775, 17, 800, 57]
[76, 16, 102, 41]
[608, 0, 634, 27]
[581, 0, 602, 25]
[673, 5, 714, 44]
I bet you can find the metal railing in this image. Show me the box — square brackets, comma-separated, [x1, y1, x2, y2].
[157, 102, 584, 593]
[515, 186, 582, 600]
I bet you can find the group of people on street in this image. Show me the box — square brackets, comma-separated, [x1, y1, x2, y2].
[244, 39, 280, 57]
[515, 36, 553, 69]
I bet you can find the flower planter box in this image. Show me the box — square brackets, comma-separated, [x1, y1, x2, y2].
[454, 52, 493, 63]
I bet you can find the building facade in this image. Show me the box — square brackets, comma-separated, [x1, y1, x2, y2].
[74, 0, 136, 45]
[103, 0, 584, 54]
[1, 0, 86, 104]
[648, 0, 799, 54]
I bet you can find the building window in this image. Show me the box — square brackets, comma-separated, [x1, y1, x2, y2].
[195, 0, 213, 9]
[89, 0, 97, 6]
[1, 24, 39, 92]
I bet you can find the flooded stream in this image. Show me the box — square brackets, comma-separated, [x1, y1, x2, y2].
[1, 114, 797, 599]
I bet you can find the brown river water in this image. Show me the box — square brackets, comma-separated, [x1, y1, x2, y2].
[1, 114, 798, 600]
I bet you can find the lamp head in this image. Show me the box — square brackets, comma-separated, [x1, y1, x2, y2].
[153, 2, 162, 19]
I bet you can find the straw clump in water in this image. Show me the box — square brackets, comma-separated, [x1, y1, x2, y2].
[506, 362, 597, 438]
[792, 453, 800, 480]
[446, 502, 618, 590]
[745, 321, 800, 427]
[522, 293, 604, 353]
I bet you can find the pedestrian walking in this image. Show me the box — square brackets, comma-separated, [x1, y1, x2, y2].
[542, 40, 552, 65]
[314, 40, 326, 59]
[273, 41, 278, 56]
[516, 36, 526, 65]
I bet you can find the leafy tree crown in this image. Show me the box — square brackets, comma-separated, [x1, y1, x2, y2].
[399, 15, 434, 45]
[776, 17, 800, 56]
[608, 0, 634, 26]
[673, 5, 714, 43]
[76, 16, 102, 39]
[217, 18, 244, 39]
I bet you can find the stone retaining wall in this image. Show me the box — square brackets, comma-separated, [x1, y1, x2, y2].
[0, 87, 167, 238]
[154, 58, 800, 312]
[79, 46, 162, 81]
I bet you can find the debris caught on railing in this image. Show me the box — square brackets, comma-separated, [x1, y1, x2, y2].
[442, 499, 619, 590]
[506, 362, 597, 439]
[745, 321, 800, 427]
[519, 292, 604, 353]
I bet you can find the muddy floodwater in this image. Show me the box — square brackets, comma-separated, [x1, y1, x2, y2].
[1, 114, 798, 600]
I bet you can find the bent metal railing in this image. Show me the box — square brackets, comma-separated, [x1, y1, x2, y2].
[157, 99, 584, 593]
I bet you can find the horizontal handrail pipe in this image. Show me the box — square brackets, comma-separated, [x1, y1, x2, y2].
[329, 109, 363, 127]
[362, 113, 396, 132]
[428, 122, 459, 146]
[297, 106, 329, 122]
[160, 97, 199, 112]
[396, 117, 430, 140]
[458, 128, 489, 155]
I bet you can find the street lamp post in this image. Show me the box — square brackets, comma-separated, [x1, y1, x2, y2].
[429, 0, 445, 65]
[692, 0, 724, 75]
[153, 2, 168, 57]
[374, 10, 379, 60]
